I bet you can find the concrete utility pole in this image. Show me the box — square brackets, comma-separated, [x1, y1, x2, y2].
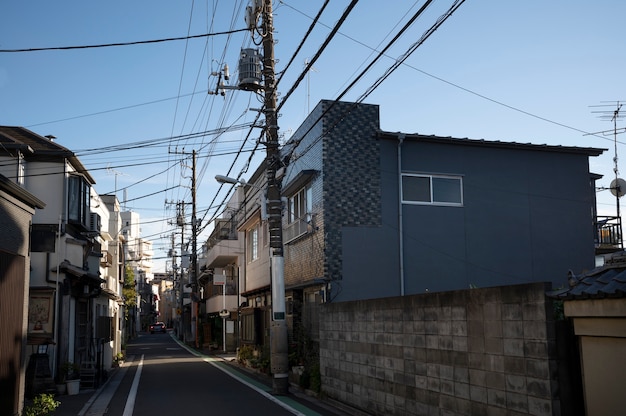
[177, 202, 186, 340]
[190, 150, 199, 348]
[261, 0, 289, 395]
[170, 151, 199, 346]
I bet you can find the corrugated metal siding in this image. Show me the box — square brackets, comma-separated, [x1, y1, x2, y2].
[0, 250, 26, 415]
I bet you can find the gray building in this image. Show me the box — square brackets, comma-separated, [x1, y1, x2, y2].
[281, 100, 603, 306]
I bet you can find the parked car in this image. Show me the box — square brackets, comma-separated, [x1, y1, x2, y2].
[149, 322, 166, 334]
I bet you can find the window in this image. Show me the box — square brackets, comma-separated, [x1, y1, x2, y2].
[402, 174, 463, 206]
[248, 226, 259, 262]
[288, 185, 312, 224]
[31, 224, 57, 252]
[17, 152, 25, 185]
[68, 175, 91, 226]
[285, 184, 313, 243]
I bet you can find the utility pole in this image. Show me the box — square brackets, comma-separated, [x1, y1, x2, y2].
[261, 0, 289, 395]
[211, 0, 288, 394]
[190, 150, 199, 348]
[169, 151, 199, 346]
[177, 202, 186, 341]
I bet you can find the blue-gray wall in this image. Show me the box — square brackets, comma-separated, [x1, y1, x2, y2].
[283, 100, 599, 303]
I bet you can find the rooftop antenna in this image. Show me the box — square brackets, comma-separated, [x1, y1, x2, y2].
[304, 58, 318, 115]
[106, 165, 129, 203]
[588, 101, 626, 249]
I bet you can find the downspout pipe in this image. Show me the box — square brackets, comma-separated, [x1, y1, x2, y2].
[397, 133, 405, 296]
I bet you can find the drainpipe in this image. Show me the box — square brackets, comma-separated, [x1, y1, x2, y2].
[397, 133, 405, 296]
[52, 215, 62, 377]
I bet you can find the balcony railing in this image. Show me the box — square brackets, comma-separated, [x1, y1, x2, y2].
[206, 218, 238, 250]
[204, 283, 237, 298]
[284, 216, 311, 243]
[596, 216, 623, 254]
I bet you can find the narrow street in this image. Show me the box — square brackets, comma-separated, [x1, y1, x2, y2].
[53, 332, 349, 416]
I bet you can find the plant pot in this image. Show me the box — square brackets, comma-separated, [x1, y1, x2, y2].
[56, 383, 67, 395]
[66, 379, 80, 395]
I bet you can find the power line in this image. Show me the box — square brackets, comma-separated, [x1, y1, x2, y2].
[276, 0, 360, 114]
[74, 122, 256, 155]
[0, 29, 249, 53]
[24, 91, 207, 128]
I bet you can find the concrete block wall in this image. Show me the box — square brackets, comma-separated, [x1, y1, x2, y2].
[319, 283, 559, 416]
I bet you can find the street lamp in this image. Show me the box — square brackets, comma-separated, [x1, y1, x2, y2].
[215, 175, 245, 186]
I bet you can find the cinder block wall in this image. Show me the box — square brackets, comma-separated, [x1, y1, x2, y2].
[319, 283, 559, 416]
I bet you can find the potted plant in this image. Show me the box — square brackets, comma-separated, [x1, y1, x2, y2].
[22, 393, 60, 416]
[61, 361, 81, 395]
[113, 352, 125, 367]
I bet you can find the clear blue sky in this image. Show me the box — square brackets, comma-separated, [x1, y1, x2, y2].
[2, 1, 625, 272]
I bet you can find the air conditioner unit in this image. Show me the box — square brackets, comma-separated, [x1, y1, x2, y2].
[89, 213, 102, 233]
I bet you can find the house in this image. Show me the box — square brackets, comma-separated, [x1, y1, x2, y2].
[551, 251, 626, 416]
[152, 273, 175, 328]
[0, 126, 125, 394]
[197, 186, 246, 351]
[121, 210, 154, 335]
[280, 99, 602, 299]
[0, 174, 45, 415]
[96, 194, 125, 370]
[224, 100, 604, 364]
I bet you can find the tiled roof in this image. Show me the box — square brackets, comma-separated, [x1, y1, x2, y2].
[550, 251, 626, 300]
[0, 125, 72, 154]
[0, 126, 95, 184]
[377, 130, 606, 156]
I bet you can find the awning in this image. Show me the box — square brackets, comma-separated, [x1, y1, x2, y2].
[241, 284, 270, 298]
[102, 287, 122, 302]
[55, 260, 105, 284]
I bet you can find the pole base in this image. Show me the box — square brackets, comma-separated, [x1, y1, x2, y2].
[272, 375, 289, 395]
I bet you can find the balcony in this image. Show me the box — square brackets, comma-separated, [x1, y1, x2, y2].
[596, 216, 623, 254]
[205, 283, 238, 313]
[284, 216, 311, 244]
[100, 251, 113, 268]
[204, 219, 241, 268]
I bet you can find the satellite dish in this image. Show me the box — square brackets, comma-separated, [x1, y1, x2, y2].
[610, 178, 626, 197]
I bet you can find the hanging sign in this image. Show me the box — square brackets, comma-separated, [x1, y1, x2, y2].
[213, 274, 226, 285]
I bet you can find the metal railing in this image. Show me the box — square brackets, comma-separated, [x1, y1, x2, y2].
[596, 216, 623, 253]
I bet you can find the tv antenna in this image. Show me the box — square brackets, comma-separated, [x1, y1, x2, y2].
[304, 58, 318, 115]
[107, 165, 129, 205]
[588, 101, 626, 218]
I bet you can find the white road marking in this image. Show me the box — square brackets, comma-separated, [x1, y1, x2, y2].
[122, 354, 144, 416]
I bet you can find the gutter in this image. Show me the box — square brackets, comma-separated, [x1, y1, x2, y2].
[397, 133, 405, 296]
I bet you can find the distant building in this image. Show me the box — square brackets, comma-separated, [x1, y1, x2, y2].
[198, 186, 246, 350]
[121, 210, 154, 332]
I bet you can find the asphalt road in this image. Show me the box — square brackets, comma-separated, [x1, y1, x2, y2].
[88, 332, 346, 416]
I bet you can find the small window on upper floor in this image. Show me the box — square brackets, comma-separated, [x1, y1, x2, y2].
[402, 173, 463, 206]
[285, 184, 313, 243]
[17, 152, 25, 186]
[68, 174, 91, 226]
[248, 226, 259, 262]
[288, 184, 312, 224]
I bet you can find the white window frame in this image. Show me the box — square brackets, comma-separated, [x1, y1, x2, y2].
[402, 173, 463, 206]
[248, 226, 259, 262]
[288, 185, 312, 224]
[285, 184, 313, 243]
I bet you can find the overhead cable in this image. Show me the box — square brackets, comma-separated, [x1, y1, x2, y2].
[275, 0, 330, 90]
[0, 29, 250, 53]
[276, 0, 359, 114]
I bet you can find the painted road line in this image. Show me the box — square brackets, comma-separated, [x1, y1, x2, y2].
[122, 354, 144, 416]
